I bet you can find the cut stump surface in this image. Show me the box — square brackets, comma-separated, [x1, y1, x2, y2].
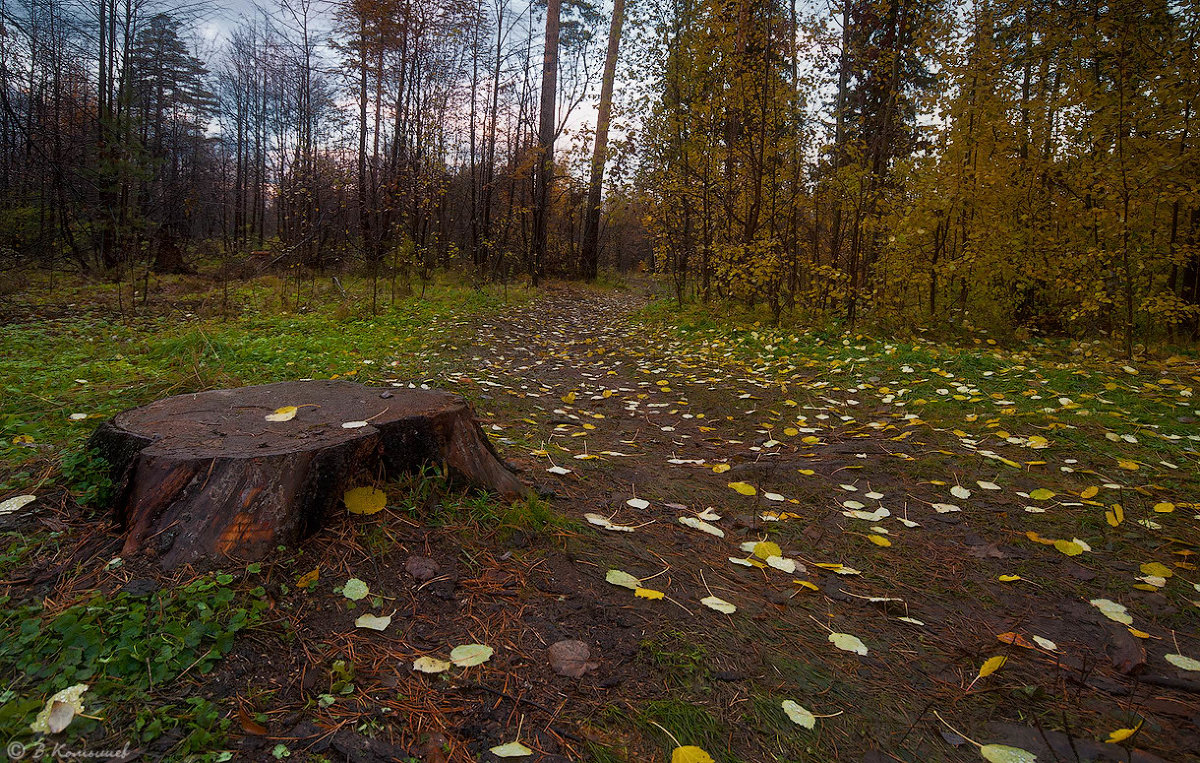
[90, 380, 527, 567]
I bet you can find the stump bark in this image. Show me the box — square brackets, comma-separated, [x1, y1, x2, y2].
[90, 380, 527, 567]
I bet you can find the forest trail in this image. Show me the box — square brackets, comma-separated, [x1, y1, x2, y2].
[2, 282, 1198, 763]
[391, 286, 1195, 762]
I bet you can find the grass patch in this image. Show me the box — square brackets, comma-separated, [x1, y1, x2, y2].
[378, 468, 568, 547]
[0, 273, 532, 482]
[0, 571, 270, 757]
[638, 630, 711, 686]
[0, 530, 61, 581]
[638, 697, 741, 763]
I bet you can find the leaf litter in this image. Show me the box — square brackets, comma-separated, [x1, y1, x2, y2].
[9, 289, 1199, 762]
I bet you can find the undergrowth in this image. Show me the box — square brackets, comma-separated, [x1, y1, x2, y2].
[0, 572, 270, 759]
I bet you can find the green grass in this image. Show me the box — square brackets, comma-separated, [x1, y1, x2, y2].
[383, 467, 569, 543]
[0, 530, 62, 581]
[0, 271, 538, 758]
[2, 274, 1197, 762]
[0, 570, 269, 758]
[638, 630, 712, 686]
[740, 695, 836, 763]
[0, 273, 532, 487]
[584, 741, 629, 763]
[638, 697, 742, 763]
[635, 296, 1200, 476]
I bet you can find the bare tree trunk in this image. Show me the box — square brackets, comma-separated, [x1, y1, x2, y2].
[480, 0, 505, 277]
[829, 0, 850, 282]
[530, 0, 561, 287]
[580, 0, 625, 281]
[356, 15, 374, 308]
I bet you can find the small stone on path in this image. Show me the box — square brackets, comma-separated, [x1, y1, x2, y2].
[405, 556, 441, 581]
[548, 639, 597, 678]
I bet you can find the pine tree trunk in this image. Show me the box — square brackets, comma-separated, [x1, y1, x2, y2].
[580, 0, 625, 281]
[531, 0, 562, 286]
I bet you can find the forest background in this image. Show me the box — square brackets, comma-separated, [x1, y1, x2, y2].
[1, 0, 1197, 354]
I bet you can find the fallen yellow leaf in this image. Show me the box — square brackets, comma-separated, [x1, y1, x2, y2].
[977, 655, 1007, 679]
[344, 486, 387, 515]
[265, 405, 298, 422]
[296, 568, 319, 588]
[672, 745, 715, 763]
[752, 541, 782, 559]
[1053, 539, 1084, 556]
[1105, 720, 1142, 743]
[1140, 562, 1172, 578]
[1106, 504, 1124, 527]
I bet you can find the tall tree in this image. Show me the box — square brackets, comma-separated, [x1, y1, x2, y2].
[580, 0, 624, 281]
[130, 12, 216, 271]
[530, 0, 562, 286]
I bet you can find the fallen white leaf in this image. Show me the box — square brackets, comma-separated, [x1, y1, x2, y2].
[1165, 653, 1200, 672]
[605, 570, 641, 589]
[780, 699, 815, 729]
[766, 556, 797, 574]
[1032, 635, 1057, 651]
[700, 596, 736, 614]
[980, 744, 1037, 763]
[678, 516, 724, 537]
[355, 612, 392, 631]
[490, 741, 533, 757]
[30, 684, 88, 734]
[449, 643, 494, 667]
[0, 494, 36, 516]
[828, 632, 868, 655]
[413, 656, 451, 673]
[1090, 598, 1132, 625]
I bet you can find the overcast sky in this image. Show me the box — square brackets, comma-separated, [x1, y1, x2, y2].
[186, 0, 609, 160]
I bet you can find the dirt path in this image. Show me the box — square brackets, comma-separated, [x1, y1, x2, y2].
[380, 287, 1195, 762]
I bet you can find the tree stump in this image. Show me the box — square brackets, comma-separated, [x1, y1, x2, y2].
[89, 380, 527, 567]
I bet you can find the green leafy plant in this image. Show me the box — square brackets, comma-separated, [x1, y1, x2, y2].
[0, 572, 268, 747]
[59, 447, 114, 509]
[329, 659, 356, 696]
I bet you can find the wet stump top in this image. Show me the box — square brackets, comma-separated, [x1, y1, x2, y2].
[91, 380, 526, 567]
